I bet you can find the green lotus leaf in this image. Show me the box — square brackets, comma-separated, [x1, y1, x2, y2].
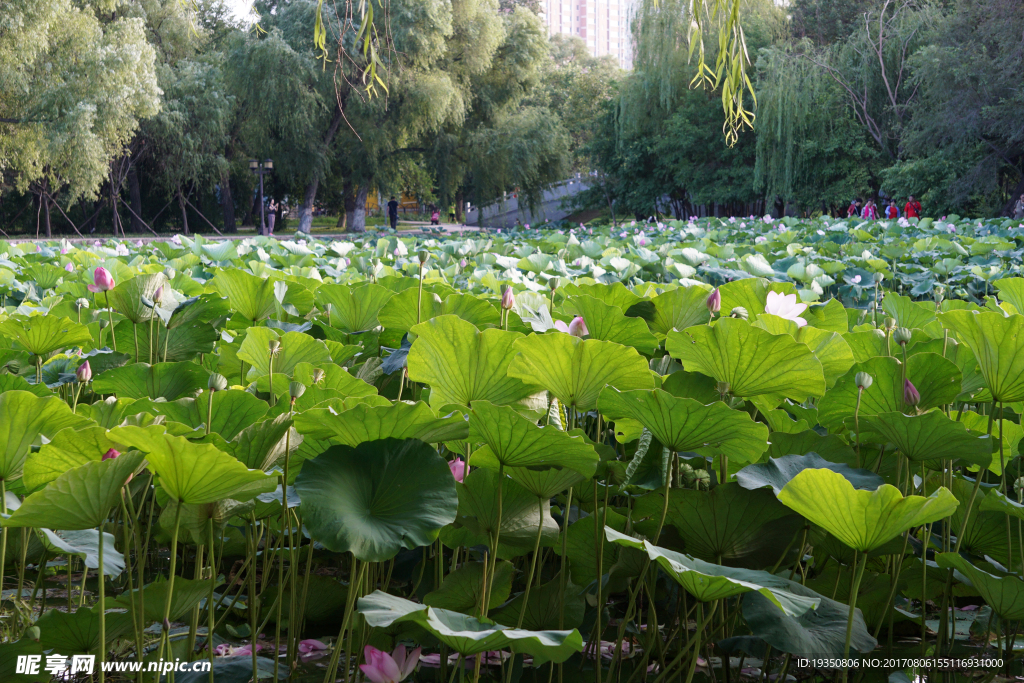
[112, 575, 218, 622]
[130, 389, 269, 441]
[0, 640, 47, 682]
[777, 468, 959, 552]
[508, 334, 654, 411]
[92, 361, 209, 400]
[23, 426, 117, 492]
[802, 298, 849, 333]
[75, 397, 138, 428]
[35, 606, 135, 655]
[798, 327, 855, 388]
[467, 451, 587, 500]
[444, 467, 560, 550]
[598, 388, 768, 464]
[858, 411, 993, 467]
[228, 413, 302, 471]
[160, 497, 256, 545]
[316, 282, 395, 333]
[647, 286, 713, 337]
[816, 354, 962, 433]
[0, 315, 94, 356]
[106, 273, 167, 324]
[35, 528, 123, 577]
[736, 453, 884, 495]
[114, 319, 218, 363]
[979, 489, 1024, 521]
[935, 552, 1024, 620]
[666, 318, 826, 403]
[562, 281, 644, 312]
[108, 425, 276, 504]
[843, 330, 888, 362]
[0, 390, 93, 481]
[604, 528, 818, 616]
[468, 401, 599, 476]
[633, 484, 804, 570]
[439, 292, 502, 329]
[881, 292, 937, 331]
[293, 401, 468, 446]
[211, 268, 277, 323]
[490, 573, 586, 631]
[764, 430, 857, 464]
[408, 316, 542, 409]
[294, 438, 458, 562]
[717, 279, 796, 321]
[237, 328, 331, 381]
[939, 310, 1024, 402]
[357, 590, 584, 663]
[291, 361, 377, 398]
[660, 369, 720, 403]
[0, 373, 50, 396]
[377, 287, 444, 332]
[424, 560, 515, 613]
[5, 453, 143, 530]
[563, 295, 659, 354]
[165, 292, 232, 329]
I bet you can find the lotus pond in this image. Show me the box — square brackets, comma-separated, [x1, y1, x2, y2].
[1, 213, 1024, 682]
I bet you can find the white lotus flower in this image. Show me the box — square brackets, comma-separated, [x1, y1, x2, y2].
[764, 291, 808, 327]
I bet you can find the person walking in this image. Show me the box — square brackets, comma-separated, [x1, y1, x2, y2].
[1013, 193, 1024, 219]
[267, 199, 278, 235]
[885, 200, 899, 219]
[847, 199, 862, 218]
[430, 206, 440, 225]
[904, 195, 922, 219]
[861, 200, 878, 219]
[387, 196, 399, 231]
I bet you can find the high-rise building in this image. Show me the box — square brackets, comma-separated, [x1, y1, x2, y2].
[541, 0, 634, 69]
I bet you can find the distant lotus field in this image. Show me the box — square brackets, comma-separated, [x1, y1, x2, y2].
[1, 212, 1024, 682]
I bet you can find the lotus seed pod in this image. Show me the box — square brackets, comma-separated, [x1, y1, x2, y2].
[75, 297, 90, 310]
[706, 288, 721, 314]
[893, 327, 912, 346]
[311, 368, 326, 385]
[289, 381, 306, 399]
[98, 318, 109, 329]
[268, 339, 281, 356]
[873, 272, 884, 283]
[418, 250, 429, 264]
[25, 626, 40, 641]
[716, 381, 731, 398]
[855, 372, 873, 390]
[729, 306, 748, 320]
[549, 277, 560, 292]
[208, 373, 228, 392]
[884, 317, 896, 330]
[164, 267, 176, 280]
[933, 285, 945, 304]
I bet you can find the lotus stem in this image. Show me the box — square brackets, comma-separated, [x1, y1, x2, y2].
[653, 452, 674, 543]
[417, 261, 424, 325]
[274, 493, 285, 682]
[268, 354, 275, 407]
[0, 479, 7, 610]
[515, 497, 547, 632]
[249, 514, 259, 683]
[104, 291, 117, 351]
[120, 494, 143, 670]
[323, 557, 366, 683]
[163, 322, 170, 362]
[854, 387, 864, 468]
[158, 502, 183, 665]
[558, 486, 573, 630]
[208, 517, 216, 683]
[98, 523, 106, 683]
[483, 463, 505, 613]
[133, 323, 139, 363]
[149, 310, 155, 364]
[841, 551, 867, 683]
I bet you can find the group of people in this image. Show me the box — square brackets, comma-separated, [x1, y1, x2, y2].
[847, 196, 922, 220]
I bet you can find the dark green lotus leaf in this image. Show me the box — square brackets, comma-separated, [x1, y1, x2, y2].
[316, 282, 395, 333]
[92, 361, 209, 400]
[107, 273, 167, 324]
[659, 369, 720, 403]
[295, 438, 458, 562]
[424, 560, 514, 613]
[469, 401, 599, 475]
[466, 452, 587, 500]
[131, 389, 268, 441]
[736, 453, 884, 495]
[211, 268, 277, 323]
[563, 295, 659, 354]
[113, 575, 219, 622]
[260, 574, 349, 625]
[939, 310, 1024, 403]
[633, 483, 804, 570]
[22, 426, 117, 492]
[817, 354, 961, 433]
[508, 334, 654, 411]
[227, 413, 302, 472]
[0, 390, 94, 481]
[858, 411, 993, 467]
[555, 506, 627, 588]
[0, 315, 94, 356]
[36, 606, 135, 655]
[358, 590, 584, 662]
[491, 573, 586, 631]
[0, 639, 48, 682]
[114, 319, 218, 363]
[764, 430, 857, 464]
[936, 552, 1024, 619]
[293, 401, 468, 446]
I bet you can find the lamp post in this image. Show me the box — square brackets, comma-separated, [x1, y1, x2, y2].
[249, 159, 273, 235]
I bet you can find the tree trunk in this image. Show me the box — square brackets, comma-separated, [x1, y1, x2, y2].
[43, 194, 52, 238]
[340, 179, 354, 230]
[298, 104, 346, 234]
[127, 165, 144, 233]
[178, 190, 189, 235]
[221, 173, 236, 232]
[455, 190, 464, 224]
[347, 184, 368, 232]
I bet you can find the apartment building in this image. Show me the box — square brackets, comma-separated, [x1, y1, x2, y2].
[541, 0, 634, 69]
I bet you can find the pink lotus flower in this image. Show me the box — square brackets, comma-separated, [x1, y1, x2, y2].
[764, 291, 807, 327]
[501, 287, 515, 310]
[87, 267, 115, 293]
[524, 224, 530, 229]
[76, 361, 92, 383]
[64, 262, 74, 272]
[171, 234, 183, 246]
[553, 320, 570, 333]
[706, 288, 721, 314]
[449, 458, 465, 483]
[215, 643, 263, 657]
[102, 448, 121, 461]
[360, 645, 420, 683]
[903, 379, 920, 407]
[851, 275, 861, 284]
[135, 240, 144, 247]
[754, 235, 766, 243]
[60, 246, 69, 255]
[567, 316, 588, 337]
[298, 639, 327, 654]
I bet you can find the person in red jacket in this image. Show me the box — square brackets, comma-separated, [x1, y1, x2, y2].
[885, 200, 899, 219]
[904, 195, 922, 218]
[847, 199, 862, 217]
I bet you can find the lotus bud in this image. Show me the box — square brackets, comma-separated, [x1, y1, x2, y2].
[729, 306, 748, 320]
[449, 457, 466, 483]
[164, 267, 176, 280]
[706, 288, 721, 314]
[25, 626, 40, 641]
[152, 285, 164, 305]
[1015, 477, 1024, 498]
[567, 316, 588, 337]
[64, 261, 74, 272]
[903, 379, 920, 407]
[98, 318, 109, 329]
[208, 373, 228, 392]
[418, 250, 429, 264]
[501, 285, 515, 310]
[311, 368, 326, 385]
[76, 360, 92, 384]
[162, 618, 171, 633]
[87, 266, 116, 293]
[893, 327, 912, 346]
[855, 372, 873, 390]
[933, 285, 945, 304]
[75, 297, 90, 310]
[102, 448, 121, 461]
[459, 258, 468, 269]
[873, 272, 884, 283]
[268, 339, 281, 357]
[289, 381, 306, 400]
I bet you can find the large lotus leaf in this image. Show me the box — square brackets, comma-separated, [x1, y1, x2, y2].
[113, 575, 216, 622]
[294, 438, 458, 562]
[777, 468, 958, 552]
[728, 577, 877, 658]
[468, 401, 599, 476]
[881, 292, 937, 331]
[36, 606, 135, 655]
[378, 287, 444, 332]
[407, 316, 541, 409]
[554, 506, 628, 588]
[440, 292, 502, 329]
[980, 489, 1024, 521]
[508, 334, 654, 412]
[598, 388, 768, 464]
[764, 430, 857, 464]
[444, 467, 560, 550]
[666, 318, 826, 403]
[798, 326, 855, 389]
[108, 425, 276, 504]
[469, 449, 588, 499]
[736, 453, 884, 495]
[238, 327, 331, 381]
[858, 411, 993, 467]
[604, 529, 818, 616]
[717, 279, 797, 321]
[562, 281, 644, 312]
[843, 330, 888, 362]
[936, 552, 1024, 619]
[76, 396, 139, 428]
[0, 640, 48, 682]
[211, 268, 277, 323]
[647, 286, 713, 337]
[316, 282, 395, 333]
[92, 361, 209, 400]
[816, 354, 961, 433]
[228, 413, 302, 472]
[106, 272, 167, 324]
[165, 292, 232, 329]
[563, 295, 659, 354]
[115, 319, 218, 363]
[293, 401, 468, 446]
[160, 497, 256, 544]
[358, 590, 584, 663]
[994, 277, 1024, 314]
[633, 484, 804, 570]
[5, 453, 143, 530]
[491, 573, 586, 631]
[291, 361, 377, 398]
[929, 475, 1016, 561]
[36, 528, 124, 577]
[0, 390, 93, 481]
[424, 560, 514, 613]
[0, 372, 51, 396]
[939, 310, 1024, 403]
[23, 426, 117, 492]
[0, 315, 93, 356]
[131, 389, 268, 441]
[660, 369, 720, 403]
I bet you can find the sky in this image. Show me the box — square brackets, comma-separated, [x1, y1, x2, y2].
[223, 0, 257, 21]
